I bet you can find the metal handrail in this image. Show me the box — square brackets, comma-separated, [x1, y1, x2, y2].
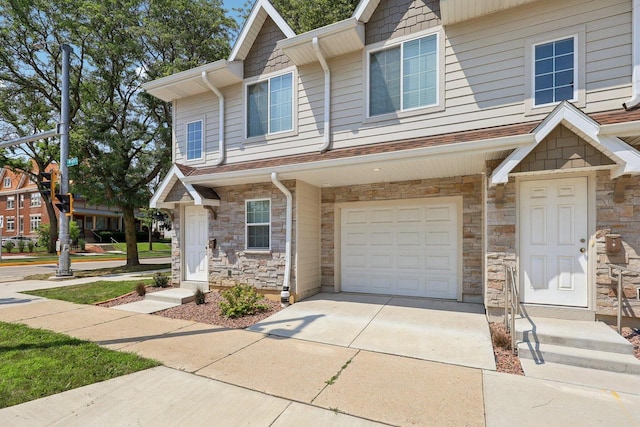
[91, 230, 102, 243]
[608, 264, 640, 334]
[110, 237, 119, 245]
[504, 265, 519, 352]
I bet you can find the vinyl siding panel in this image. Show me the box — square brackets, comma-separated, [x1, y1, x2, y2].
[295, 180, 321, 300]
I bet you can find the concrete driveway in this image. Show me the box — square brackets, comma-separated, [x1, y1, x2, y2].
[248, 293, 496, 370]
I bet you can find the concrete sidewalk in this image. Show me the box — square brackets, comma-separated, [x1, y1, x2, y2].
[0, 299, 639, 426]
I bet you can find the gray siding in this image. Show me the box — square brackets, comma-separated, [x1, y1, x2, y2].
[365, 0, 441, 45]
[244, 16, 293, 78]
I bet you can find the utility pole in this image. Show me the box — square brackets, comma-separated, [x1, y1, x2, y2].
[56, 43, 73, 277]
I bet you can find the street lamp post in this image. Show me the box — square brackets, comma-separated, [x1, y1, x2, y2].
[56, 43, 73, 277]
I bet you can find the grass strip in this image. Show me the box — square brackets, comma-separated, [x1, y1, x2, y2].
[0, 322, 159, 408]
[23, 279, 156, 304]
[23, 263, 170, 281]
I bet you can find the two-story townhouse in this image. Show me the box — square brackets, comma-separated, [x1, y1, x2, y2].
[146, 0, 640, 326]
[0, 164, 128, 243]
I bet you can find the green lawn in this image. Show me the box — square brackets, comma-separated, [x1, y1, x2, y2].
[24, 279, 157, 304]
[0, 322, 159, 408]
[113, 242, 171, 258]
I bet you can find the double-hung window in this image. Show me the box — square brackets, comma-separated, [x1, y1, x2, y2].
[3, 177, 10, 188]
[369, 33, 438, 116]
[533, 37, 575, 106]
[7, 196, 14, 210]
[30, 192, 41, 207]
[186, 120, 203, 161]
[247, 72, 293, 138]
[19, 195, 24, 209]
[246, 199, 270, 250]
[30, 214, 41, 232]
[6, 216, 14, 232]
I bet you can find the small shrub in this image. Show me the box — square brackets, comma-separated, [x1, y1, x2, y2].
[490, 323, 512, 350]
[17, 240, 25, 253]
[27, 241, 35, 253]
[135, 283, 147, 296]
[219, 284, 268, 318]
[79, 239, 86, 251]
[4, 241, 15, 253]
[194, 289, 206, 305]
[153, 273, 169, 288]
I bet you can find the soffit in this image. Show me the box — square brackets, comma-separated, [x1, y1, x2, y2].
[440, 0, 541, 25]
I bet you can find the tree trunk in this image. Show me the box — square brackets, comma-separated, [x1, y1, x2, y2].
[45, 200, 58, 254]
[122, 205, 139, 266]
[148, 221, 153, 251]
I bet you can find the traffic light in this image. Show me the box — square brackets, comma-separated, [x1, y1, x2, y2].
[39, 170, 58, 199]
[54, 193, 74, 217]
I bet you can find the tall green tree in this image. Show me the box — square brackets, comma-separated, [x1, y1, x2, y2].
[0, 0, 235, 264]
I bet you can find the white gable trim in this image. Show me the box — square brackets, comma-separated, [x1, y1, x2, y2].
[229, 0, 296, 62]
[151, 164, 219, 209]
[490, 101, 640, 186]
[353, 0, 381, 23]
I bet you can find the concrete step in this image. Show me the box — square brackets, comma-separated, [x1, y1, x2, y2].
[112, 300, 179, 314]
[517, 342, 640, 375]
[515, 317, 634, 355]
[145, 288, 195, 304]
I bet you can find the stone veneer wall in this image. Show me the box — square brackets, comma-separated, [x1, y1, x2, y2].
[321, 176, 483, 300]
[208, 181, 295, 290]
[484, 160, 516, 310]
[170, 207, 182, 286]
[595, 171, 640, 318]
[365, 0, 441, 45]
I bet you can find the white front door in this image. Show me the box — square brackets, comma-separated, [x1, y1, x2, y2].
[341, 199, 459, 299]
[184, 205, 208, 282]
[520, 177, 588, 307]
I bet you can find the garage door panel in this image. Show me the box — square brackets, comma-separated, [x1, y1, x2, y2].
[341, 201, 459, 299]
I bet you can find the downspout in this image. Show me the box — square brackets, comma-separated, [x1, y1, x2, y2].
[624, 0, 640, 110]
[271, 172, 292, 306]
[313, 37, 331, 152]
[201, 71, 225, 165]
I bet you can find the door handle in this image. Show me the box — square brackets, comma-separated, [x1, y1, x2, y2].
[579, 247, 586, 253]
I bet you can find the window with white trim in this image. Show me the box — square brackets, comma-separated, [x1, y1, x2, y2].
[6, 216, 15, 232]
[533, 37, 575, 106]
[186, 120, 203, 161]
[3, 177, 10, 188]
[246, 72, 293, 137]
[19, 216, 24, 233]
[30, 214, 41, 232]
[19, 194, 24, 209]
[30, 192, 41, 207]
[369, 33, 438, 116]
[245, 199, 270, 250]
[6, 196, 14, 210]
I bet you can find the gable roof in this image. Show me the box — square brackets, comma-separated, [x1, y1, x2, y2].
[490, 101, 640, 185]
[229, 0, 296, 62]
[150, 164, 220, 209]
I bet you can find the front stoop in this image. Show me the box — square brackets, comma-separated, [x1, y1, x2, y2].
[112, 288, 196, 314]
[516, 317, 640, 375]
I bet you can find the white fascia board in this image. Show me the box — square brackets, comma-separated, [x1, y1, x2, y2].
[600, 136, 640, 177]
[490, 145, 534, 186]
[150, 164, 184, 208]
[353, 0, 380, 23]
[599, 120, 640, 137]
[183, 133, 534, 185]
[277, 17, 359, 51]
[142, 60, 229, 93]
[229, 0, 295, 61]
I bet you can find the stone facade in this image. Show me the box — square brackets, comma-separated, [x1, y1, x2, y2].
[170, 207, 182, 286]
[244, 16, 293, 79]
[321, 176, 484, 300]
[366, 0, 441, 45]
[207, 181, 295, 290]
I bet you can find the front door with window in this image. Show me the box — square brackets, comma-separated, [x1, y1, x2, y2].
[520, 177, 588, 307]
[184, 205, 208, 282]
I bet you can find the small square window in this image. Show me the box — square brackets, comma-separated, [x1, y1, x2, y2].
[246, 199, 270, 250]
[186, 120, 203, 160]
[534, 37, 575, 106]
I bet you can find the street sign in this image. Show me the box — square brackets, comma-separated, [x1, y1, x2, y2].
[66, 157, 78, 167]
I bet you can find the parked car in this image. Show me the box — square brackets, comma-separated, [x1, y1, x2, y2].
[1, 236, 37, 246]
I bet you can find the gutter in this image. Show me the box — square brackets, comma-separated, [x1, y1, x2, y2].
[624, 0, 640, 110]
[271, 172, 292, 306]
[313, 37, 331, 152]
[201, 71, 225, 166]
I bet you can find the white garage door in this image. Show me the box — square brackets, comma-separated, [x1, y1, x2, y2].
[341, 199, 459, 299]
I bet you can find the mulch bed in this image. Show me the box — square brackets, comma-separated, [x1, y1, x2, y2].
[489, 322, 524, 375]
[619, 327, 640, 360]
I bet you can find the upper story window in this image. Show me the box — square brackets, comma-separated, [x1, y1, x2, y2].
[246, 72, 293, 138]
[7, 196, 14, 210]
[3, 177, 11, 188]
[30, 192, 41, 207]
[6, 216, 14, 232]
[369, 33, 438, 117]
[19, 194, 24, 209]
[186, 120, 203, 161]
[245, 199, 270, 250]
[534, 37, 575, 106]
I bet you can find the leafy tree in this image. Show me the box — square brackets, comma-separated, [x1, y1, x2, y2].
[0, 0, 236, 265]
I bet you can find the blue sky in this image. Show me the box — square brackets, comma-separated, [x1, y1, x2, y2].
[223, 0, 247, 26]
